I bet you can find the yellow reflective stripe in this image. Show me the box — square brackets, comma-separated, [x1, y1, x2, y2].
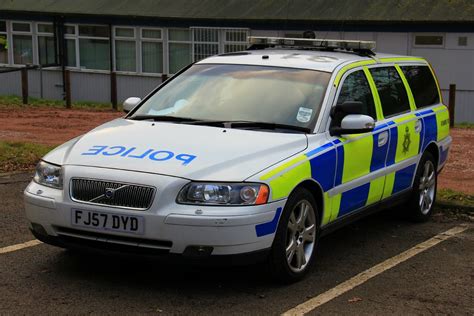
[363, 66, 383, 121]
[434, 106, 450, 141]
[329, 193, 342, 222]
[268, 160, 311, 200]
[395, 64, 416, 111]
[340, 135, 373, 184]
[334, 60, 377, 87]
[382, 172, 395, 199]
[432, 105, 446, 112]
[260, 155, 307, 181]
[322, 193, 332, 225]
[394, 114, 420, 163]
[366, 177, 385, 206]
[379, 57, 427, 63]
[427, 64, 443, 103]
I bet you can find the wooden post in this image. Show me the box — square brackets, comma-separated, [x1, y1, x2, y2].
[64, 69, 71, 108]
[21, 68, 28, 105]
[448, 84, 456, 128]
[111, 71, 117, 110]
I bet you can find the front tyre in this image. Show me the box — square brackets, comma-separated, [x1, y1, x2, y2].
[408, 151, 437, 222]
[269, 188, 319, 283]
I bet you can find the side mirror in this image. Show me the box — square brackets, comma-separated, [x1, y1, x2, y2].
[123, 97, 141, 113]
[330, 114, 375, 136]
[330, 101, 364, 118]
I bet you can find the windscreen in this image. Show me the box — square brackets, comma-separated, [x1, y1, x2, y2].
[131, 64, 331, 128]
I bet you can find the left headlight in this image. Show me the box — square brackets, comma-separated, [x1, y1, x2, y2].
[177, 182, 269, 206]
[33, 161, 63, 189]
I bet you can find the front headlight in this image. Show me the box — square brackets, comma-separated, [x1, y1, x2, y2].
[177, 182, 269, 206]
[33, 161, 63, 189]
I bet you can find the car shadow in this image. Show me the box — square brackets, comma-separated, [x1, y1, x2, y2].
[44, 207, 451, 294]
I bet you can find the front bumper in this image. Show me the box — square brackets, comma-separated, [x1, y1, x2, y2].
[24, 165, 286, 257]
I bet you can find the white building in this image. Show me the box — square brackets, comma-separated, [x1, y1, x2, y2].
[0, 0, 473, 122]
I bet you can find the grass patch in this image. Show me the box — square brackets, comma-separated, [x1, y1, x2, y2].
[0, 95, 120, 111]
[454, 122, 474, 129]
[437, 188, 474, 207]
[0, 141, 55, 173]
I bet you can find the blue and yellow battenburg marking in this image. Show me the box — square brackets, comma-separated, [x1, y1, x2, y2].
[81, 145, 197, 165]
[257, 105, 449, 236]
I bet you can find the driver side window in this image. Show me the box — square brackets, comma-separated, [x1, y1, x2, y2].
[337, 70, 376, 119]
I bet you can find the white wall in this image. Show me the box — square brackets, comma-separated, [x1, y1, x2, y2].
[250, 29, 474, 123]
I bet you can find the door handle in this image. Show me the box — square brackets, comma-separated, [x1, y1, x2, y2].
[415, 119, 422, 133]
[378, 130, 388, 147]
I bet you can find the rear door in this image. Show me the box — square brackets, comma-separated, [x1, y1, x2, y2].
[368, 65, 421, 198]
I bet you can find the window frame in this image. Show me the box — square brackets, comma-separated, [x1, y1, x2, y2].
[222, 28, 249, 53]
[10, 20, 34, 65]
[0, 20, 8, 65]
[77, 24, 111, 71]
[63, 24, 79, 68]
[167, 28, 193, 74]
[331, 67, 379, 122]
[413, 33, 445, 48]
[139, 27, 164, 75]
[399, 64, 441, 109]
[112, 25, 138, 73]
[36, 22, 56, 66]
[366, 65, 412, 119]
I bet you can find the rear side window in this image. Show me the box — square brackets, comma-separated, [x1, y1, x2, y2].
[401, 66, 440, 108]
[369, 67, 410, 117]
[337, 70, 376, 119]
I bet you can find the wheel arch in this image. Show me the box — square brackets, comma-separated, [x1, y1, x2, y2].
[424, 141, 440, 168]
[287, 179, 325, 227]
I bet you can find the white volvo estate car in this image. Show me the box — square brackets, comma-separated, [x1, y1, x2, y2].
[25, 37, 451, 282]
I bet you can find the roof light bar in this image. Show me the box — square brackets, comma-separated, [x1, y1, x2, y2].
[248, 36, 376, 51]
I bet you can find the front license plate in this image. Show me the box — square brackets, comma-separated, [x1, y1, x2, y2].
[71, 209, 144, 235]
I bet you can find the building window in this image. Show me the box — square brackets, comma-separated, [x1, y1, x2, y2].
[192, 27, 219, 61]
[11, 21, 33, 65]
[141, 28, 163, 74]
[64, 24, 77, 67]
[37, 23, 56, 65]
[114, 27, 136, 72]
[458, 36, 468, 47]
[78, 24, 110, 70]
[223, 29, 249, 53]
[0, 20, 7, 64]
[414, 35, 444, 47]
[168, 29, 192, 74]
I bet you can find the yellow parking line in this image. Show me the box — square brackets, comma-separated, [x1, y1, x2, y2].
[0, 240, 42, 254]
[282, 224, 470, 316]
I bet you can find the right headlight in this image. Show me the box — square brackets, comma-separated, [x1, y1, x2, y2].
[177, 182, 269, 206]
[33, 161, 63, 189]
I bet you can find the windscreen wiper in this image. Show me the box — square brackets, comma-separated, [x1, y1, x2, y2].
[230, 121, 311, 133]
[128, 115, 198, 122]
[189, 120, 311, 133]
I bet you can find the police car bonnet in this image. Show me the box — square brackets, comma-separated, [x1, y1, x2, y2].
[45, 118, 308, 181]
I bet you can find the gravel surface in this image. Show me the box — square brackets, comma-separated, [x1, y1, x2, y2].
[1, 173, 472, 315]
[0, 106, 472, 194]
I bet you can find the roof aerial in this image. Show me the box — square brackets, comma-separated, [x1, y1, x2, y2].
[247, 36, 377, 57]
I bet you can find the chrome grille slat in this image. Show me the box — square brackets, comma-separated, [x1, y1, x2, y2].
[70, 178, 155, 210]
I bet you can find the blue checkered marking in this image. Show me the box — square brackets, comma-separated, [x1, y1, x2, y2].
[386, 122, 398, 167]
[338, 183, 370, 217]
[255, 208, 282, 237]
[393, 164, 417, 194]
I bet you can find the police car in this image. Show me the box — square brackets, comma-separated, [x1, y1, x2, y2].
[25, 36, 451, 282]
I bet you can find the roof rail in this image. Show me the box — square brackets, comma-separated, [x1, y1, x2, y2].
[247, 36, 376, 56]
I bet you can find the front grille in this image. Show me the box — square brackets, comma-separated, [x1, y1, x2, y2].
[54, 226, 172, 252]
[70, 178, 155, 210]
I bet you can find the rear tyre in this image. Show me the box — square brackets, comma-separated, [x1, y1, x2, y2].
[407, 151, 437, 222]
[268, 187, 320, 283]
